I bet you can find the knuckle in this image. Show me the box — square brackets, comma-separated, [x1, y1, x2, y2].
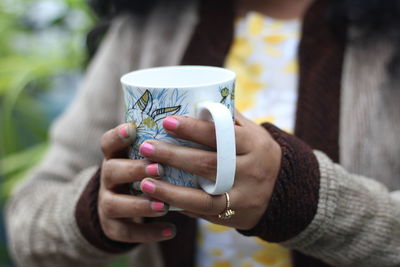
[198, 194, 215, 214]
[127, 199, 144, 216]
[118, 225, 135, 242]
[100, 219, 117, 240]
[181, 116, 194, 128]
[179, 117, 193, 134]
[158, 145, 174, 163]
[100, 193, 116, 218]
[100, 129, 114, 155]
[127, 161, 143, 180]
[249, 169, 264, 182]
[104, 226, 120, 241]
[157, 190, 173, 206]
[198, 154, 217, 175]
[101, 161, 113, 186]
[189, 118, 207, 135]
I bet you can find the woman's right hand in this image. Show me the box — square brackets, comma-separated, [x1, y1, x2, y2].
[98, 122, 175, 243]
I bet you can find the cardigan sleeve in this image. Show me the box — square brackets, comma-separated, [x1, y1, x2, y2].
[5, 15, 142, 266]
[283, 151, 400, 266]
[238, 123, 320, 242]
[240, 123, 400, 266]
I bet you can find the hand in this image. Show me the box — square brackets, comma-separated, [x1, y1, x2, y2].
[137, 112, 282, 230]
[98, 122, 175, 243]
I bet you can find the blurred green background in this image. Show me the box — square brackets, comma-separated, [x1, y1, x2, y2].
[0, 0, 127, 265]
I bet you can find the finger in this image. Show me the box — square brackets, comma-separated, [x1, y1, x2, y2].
[140, 178, 226, 216]
[162, 116, 252, 154]
[234, 110, 245, 124]
[234, 112, 269, 154]
[103, 159, 164, 189]
[99, 191, 168, 218]
[101, 219, 175, 243]
[101, 122, 136, 159]
[163, 116, 217, 148]
[180, 211, 201, 219]
[234, 110, 253, 126]
[138, 141, 217, 180]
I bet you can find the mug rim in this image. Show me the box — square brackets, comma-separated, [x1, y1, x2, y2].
[121, 65, 236, 89]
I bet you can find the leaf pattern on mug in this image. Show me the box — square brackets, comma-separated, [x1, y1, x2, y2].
[219, 85, 235, 114]
[220, 87, 230, 104]
[129, 89, 182, 134]
[123, 84, 234, 188]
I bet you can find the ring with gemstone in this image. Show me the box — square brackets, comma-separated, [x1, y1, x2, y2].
[218, 192, 235, 219]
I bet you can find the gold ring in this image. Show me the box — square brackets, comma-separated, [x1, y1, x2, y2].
[218, 192, 235, 219]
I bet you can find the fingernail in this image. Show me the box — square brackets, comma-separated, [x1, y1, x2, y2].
[139, 143, 154, 157]
[146, 163, 163, 177]
[162, 227, 175, 238]
[131, 181, 141, 191]
[151, 200, 165, 212]
[163, 117, 179, 131]
[118, 123, 136, 141]
[141, 181, 155, 194]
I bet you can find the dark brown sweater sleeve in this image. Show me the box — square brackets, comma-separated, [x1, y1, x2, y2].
[75, 167, 137, 253]
[238, 123, 320, 242]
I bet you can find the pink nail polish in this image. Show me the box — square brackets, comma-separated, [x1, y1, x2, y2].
[146, 163, 160, 176]
[118, 123, 136, 141]
[141, 181, 155, 194]
[163, 117, 179, 131]
[162, 227, 173, 237]
[139, 143, 154, 157]
[151, 201, 165, 212]
[118, 125, 129, 138]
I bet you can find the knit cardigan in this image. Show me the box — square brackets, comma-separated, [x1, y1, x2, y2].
[6, 0, 400, 266]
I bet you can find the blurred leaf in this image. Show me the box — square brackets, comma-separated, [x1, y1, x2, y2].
[1, 142, 48, 177]
[107, 256, 130, 267]
[0, 0, 95, 263]
[0, 142, 48, 199]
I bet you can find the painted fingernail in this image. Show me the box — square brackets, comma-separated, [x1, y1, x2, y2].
[151, 201, 165, 212]
[118, 123, 136, 141]
[162, 227, 174, 238]
[163, 117, 179, 131]
[139, 143, 154, 157]
[141, 181, 155, 194]
[146, 163, 163, 177]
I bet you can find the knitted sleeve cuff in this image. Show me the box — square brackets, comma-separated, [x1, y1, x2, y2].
[238, 123, 320, 242]
[75, 167, 137, 253]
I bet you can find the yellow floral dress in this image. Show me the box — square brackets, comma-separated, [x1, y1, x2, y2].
[196, 12, 301, 267]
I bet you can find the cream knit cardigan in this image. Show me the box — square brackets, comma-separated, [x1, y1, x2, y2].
[6, 1, 400, 266]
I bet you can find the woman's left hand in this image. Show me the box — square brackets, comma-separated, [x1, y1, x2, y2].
[138, 111, 282, 230]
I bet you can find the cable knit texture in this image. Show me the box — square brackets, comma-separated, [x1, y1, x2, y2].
[283, 152, 400, 266]
[5, 0, 400, 266]
[238, 123, 320, 242]
[5, 2, 198, 266]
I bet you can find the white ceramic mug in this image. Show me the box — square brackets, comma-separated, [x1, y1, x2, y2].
[121, 65, 236, 196]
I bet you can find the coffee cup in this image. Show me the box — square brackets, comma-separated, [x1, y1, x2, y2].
[121, 65, 236, 199]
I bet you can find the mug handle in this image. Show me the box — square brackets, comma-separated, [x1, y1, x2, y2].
[195, 101, 236, 195]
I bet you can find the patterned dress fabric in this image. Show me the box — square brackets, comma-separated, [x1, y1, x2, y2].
[196, 12, 301, 267]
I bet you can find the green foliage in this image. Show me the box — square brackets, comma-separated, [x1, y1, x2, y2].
[0, 0, 95, 193]
[0, 0, 97, 265]
[107, 256, 130, 267]
[0, 142, 48, 201]
[0, 1, 131, 265]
